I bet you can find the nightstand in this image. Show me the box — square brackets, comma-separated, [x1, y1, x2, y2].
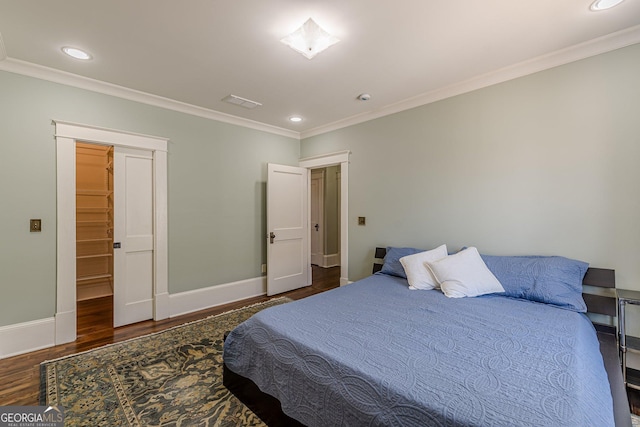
[617, 289, 640, 390]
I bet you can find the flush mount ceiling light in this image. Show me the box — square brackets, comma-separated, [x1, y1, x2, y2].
[280, 18, 340, 59]
[61, 46, 92, 60]
[590, 0, 625, 10]
[289, 116, 303, 122]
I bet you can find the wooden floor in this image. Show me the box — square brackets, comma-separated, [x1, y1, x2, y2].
[0, 265, 340, 406]
[629, 387, 640, 417]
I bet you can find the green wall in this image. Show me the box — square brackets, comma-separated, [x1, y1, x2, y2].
[2, 42, 639, 329]
[0, 70, 299, 326]
[301, 43, 640, 286]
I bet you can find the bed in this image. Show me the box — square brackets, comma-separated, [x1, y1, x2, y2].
[223, 246, 630, 426]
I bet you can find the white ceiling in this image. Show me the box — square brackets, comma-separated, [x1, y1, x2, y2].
[1, 0, 639, 139]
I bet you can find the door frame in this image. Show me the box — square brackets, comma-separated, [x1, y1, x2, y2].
[54, 120, 169, 344]
[299, 150, 350, 285]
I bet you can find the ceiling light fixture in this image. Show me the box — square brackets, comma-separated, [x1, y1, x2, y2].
[61, 46, 92, 60]
[590, 0, 625, 11]
[281, 18, 340, 59]
[289, 116, 303, 123]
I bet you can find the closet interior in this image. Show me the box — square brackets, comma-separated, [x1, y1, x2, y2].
[76, 142, 114, 302]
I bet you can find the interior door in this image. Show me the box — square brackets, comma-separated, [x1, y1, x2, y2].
[267, 163, 311, 296]
[113, 147, 154, 327]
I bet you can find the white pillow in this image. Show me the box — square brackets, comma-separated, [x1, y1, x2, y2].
[426, 247, 504, 298]
[399, 244, 448, 290]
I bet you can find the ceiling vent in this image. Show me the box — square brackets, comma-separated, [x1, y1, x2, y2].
[222, 94, 262, 109]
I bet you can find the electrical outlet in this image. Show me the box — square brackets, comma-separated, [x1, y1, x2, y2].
[358, 216, 366, 226]
[30, 219, 42, 232]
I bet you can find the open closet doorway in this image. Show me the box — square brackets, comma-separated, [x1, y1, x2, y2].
[54, 121, 169, 345]
[75, 142, 115, 332]
[75, 141, 156, 332]
[310, 166, 341, 269]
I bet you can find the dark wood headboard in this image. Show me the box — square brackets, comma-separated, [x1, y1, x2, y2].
[372, 247, 617, 334]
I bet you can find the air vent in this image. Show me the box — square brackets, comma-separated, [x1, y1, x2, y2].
[222, 94, 262, 109]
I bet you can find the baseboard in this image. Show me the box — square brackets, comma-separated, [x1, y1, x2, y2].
[169, 276, 267, 318]
[323, 253, 340, 268]
[0, 317, 55, 359]
[311, 253, 323, 266]
[55, 310, 76, 345]
[154, 291, 170, 321]
[0, 276, 270, 359]
[312, 253, 340, 268]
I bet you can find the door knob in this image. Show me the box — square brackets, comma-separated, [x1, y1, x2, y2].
[269, 232, 276, 244]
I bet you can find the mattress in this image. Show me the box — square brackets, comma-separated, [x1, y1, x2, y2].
[223, 273, 614, 426]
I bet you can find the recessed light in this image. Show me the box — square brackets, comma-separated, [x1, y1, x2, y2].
[289, 116, 303, 123]
[590, 0, 625, 11]
[61, 46, 92, 60]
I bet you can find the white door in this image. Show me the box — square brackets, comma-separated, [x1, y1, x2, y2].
[267, 163, 311, 296]
[310, 170, 324, 266]
[113, 147, 154, 327]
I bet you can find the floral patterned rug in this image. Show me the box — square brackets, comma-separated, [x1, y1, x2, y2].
[40, 298, 291, 427]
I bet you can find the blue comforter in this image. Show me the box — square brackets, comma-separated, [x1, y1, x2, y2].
[223, 273, 614, 426]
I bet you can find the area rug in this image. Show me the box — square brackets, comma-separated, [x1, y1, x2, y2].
[40, 298, 291, 427]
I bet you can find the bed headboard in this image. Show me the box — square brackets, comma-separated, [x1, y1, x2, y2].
[372, 247, 617, 334]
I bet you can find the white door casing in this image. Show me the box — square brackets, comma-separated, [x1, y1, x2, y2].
[299, 150, 350, 286]
[267, 163, 311, 296]
[113, 147, 155, 327]
[310, 169, 324, 266]
[54, 121, 168, 344]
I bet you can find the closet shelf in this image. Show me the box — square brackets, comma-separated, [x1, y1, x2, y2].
[77, 274, 112, 282]
[77, 189, 113, 196]
[76, 143, 114, 302]
[77, 220, 111, 226]
[77, 207, 112, 213]
[77, 253, 113, 259]
[77, 238, 113, 243]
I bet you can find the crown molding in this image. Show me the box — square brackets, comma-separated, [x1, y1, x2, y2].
[301, 24, 640, 139]
[2, 25, 639, 142]
[0, 58, 300, 140]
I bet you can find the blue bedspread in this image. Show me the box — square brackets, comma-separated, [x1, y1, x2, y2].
[223, 273, 614, 426]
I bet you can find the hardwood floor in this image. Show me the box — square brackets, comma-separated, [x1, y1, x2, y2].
[0, 265, 340, 406]
[628, 387, 640, 416]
